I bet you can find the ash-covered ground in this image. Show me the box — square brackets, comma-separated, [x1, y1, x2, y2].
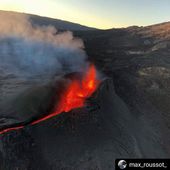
[0, 11, 170, 170]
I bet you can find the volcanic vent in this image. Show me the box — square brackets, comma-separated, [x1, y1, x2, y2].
[0, 12, 101, 134]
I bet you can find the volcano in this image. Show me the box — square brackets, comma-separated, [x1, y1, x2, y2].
[0, 65, 100, 134]
[0, 11, 170, 170]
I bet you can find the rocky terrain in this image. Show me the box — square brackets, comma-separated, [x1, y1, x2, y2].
[0, 11, 170, 170]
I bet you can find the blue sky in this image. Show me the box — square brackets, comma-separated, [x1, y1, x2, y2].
[1, 0, 170, 29]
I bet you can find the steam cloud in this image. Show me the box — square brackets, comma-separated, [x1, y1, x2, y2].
[0, 11, 88, 80]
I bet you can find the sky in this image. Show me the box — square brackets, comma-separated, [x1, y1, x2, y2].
[1, 0, 170, 29]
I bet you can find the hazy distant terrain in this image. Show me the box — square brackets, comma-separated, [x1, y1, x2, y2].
[77, 22, 170, 116]
[0, 11, 170, 170]
[0, 10, 96, 31]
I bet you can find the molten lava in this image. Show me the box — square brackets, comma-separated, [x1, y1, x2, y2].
[60, 64, 99, 112]
[31, 64, 100, 125]
[0, 126, 24, 135]
[0, 64, 100, 134]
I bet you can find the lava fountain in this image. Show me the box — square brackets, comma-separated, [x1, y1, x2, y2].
[0, 64, 101, 135]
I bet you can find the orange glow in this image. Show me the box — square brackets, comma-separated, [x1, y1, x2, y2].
[0, 64, 100, 135]
[0, 126, 24, 135]
[56, 64, 100, 112]
[32, 64, 100, 124]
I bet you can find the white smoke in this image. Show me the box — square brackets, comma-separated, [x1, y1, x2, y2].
[0, 11, 84, 48]
[0, 11, 88, 80]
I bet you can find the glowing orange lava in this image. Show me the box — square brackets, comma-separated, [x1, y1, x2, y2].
[0, 126, 24, 135]
[61, 64, 100, 112]
[32, 64, 100, 125]
[0, 64, 100, 134]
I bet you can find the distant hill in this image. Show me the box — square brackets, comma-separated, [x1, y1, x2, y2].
[0, 10, 96, 31]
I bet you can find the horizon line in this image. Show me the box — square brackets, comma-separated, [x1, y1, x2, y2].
[0, 9, 170, 30]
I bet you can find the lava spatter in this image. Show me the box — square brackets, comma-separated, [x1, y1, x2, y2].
[0, 65, 100, 135]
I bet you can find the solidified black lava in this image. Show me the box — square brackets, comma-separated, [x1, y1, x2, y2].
[1, 10, 170, 170]
[0, 79, 169, 170]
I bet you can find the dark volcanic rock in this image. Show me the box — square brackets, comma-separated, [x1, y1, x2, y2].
[0, 79, 169, 170]
[0, 10, 170, 169]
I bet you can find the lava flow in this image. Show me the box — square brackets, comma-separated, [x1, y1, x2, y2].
[31, 64, 100, 125]
[0, 64, 100, 135]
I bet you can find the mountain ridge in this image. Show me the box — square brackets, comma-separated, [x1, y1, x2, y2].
[1, 10, 170, 31]
[0, 10, 97, 31]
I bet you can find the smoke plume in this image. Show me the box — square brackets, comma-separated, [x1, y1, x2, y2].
[0, 11, 88, 80]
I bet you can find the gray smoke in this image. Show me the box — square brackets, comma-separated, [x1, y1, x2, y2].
[0, 12, 91, 127]
[0, 12, 88, 80]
